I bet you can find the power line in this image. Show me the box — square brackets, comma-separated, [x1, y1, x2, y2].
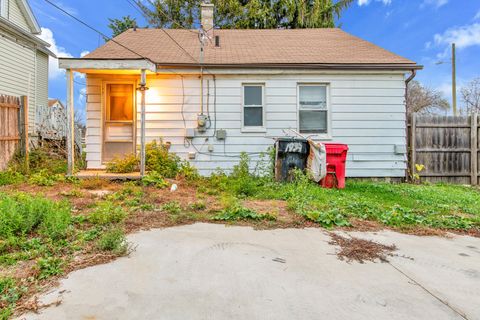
[43, 0, 151, 61]
[128, 0, 200, 64]
[125, 0, 145, 16]
[139, 0, 198, 34]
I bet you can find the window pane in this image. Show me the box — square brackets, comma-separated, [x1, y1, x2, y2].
[244, 86, 262, 105]
[299, 110, 327, 133]
[107, 84, 133, 121]
[244, 107, 263, 127]
[299, 86, 326, 109]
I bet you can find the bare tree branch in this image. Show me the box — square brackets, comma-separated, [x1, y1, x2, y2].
[461, 78, 480, 114]
[406, 80, 450, 115]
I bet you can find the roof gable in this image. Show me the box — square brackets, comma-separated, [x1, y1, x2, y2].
[84, 28, 418, 68]
[11, 0, 41, 34]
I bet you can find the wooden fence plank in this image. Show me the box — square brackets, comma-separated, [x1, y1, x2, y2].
[410, 113, 416, 179]
[409, 113, 479, 185]
[0, 94, 21, 170]
[472, 113, 478, 185]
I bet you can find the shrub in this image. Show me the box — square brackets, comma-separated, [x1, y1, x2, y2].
[142, 171, 169, 188]
[88, 201, 127, 225]
[146, 140, 181, 178]
[36, 257, 64, 280]
[28, 146, 67, 174]
[0, 169, 24, 186]
[96, 228, 128, 254]
[177, 161, 200, 181]
[0, 193, 71, 239]
[106, 154, 138, 173]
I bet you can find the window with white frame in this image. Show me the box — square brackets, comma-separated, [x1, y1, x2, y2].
[243, 84, 264, 128]
[298, 84, 328, 134]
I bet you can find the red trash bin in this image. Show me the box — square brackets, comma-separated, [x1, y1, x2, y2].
[320, 143, 349, 189]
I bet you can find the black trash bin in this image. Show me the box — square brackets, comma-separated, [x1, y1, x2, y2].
[274, 138, 310, 182]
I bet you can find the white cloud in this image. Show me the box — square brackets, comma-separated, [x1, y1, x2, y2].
[422, 0, 448, 8]
[434, 23, 480, 50]
[77, 87, 86, 105]
[474, 10, 480, 20]
[357, 0, 391, 6]
[37, 27, 72, 79]
[80, 50, 90, 57]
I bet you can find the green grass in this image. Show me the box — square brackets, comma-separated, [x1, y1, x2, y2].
[196, 158, 480, 230]
[256, 179, 480, 230]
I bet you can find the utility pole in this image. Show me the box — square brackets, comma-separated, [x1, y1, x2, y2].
[452, 43, 457, 116]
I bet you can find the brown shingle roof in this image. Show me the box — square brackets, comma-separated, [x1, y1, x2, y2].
[84, 28, 417, 67]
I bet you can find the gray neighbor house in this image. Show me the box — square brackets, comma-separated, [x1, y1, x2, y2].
[0, 0, 55, 140]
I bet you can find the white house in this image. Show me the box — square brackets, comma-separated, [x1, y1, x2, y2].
[0, 0, 54, 138]
[59, 3, 421, 178]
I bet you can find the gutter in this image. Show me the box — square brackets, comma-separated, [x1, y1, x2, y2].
[155, 62, 424, 71]
[0, 17, 53, 53]
[405, 69, 417, 182]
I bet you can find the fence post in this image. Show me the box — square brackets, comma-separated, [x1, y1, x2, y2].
[21, 96, 29, 172]
[472, 113, 478, 186]
[410, 113, 416, 180]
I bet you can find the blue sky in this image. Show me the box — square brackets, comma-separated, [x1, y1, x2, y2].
[30, 0, 480, 122]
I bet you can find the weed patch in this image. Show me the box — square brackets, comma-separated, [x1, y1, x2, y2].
[96, 228, 128, 254]
[161, 201, 181, 214]
[88, 201, 127, 225]
[36, 257, 64, 280]
[0, 193, 71, 239]
[142, 171, 169, 188]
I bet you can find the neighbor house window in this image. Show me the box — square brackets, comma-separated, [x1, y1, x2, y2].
[106, 84, 134, 121]
[0, 0, 7, 18]
[243, 84, 264, 129]
[298, 84, 328, 134]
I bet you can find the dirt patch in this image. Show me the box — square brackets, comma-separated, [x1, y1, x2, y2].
[328, 233, 397, 263]
[242, 199, 293, 223]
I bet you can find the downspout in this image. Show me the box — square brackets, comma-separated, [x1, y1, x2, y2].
[405, 69, 417, 182]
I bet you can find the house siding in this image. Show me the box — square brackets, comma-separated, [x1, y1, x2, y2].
[0, 27, 36, 133]
[7, 0, 30, 32]
[35, 50, 48, 114]
[85, 72, 407, 177]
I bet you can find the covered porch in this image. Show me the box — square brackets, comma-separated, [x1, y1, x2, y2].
[59, 58, 157, 177]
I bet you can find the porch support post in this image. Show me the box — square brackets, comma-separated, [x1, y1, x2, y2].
[139, 69, 147, 176]
[66, 69, 75, 176]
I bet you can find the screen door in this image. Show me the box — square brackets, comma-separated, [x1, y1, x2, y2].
[103, 83, 135, 162]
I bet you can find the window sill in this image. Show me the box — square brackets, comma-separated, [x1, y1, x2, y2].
[241, 127, 267, 133]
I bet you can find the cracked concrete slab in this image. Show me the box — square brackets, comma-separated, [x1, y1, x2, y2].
[19, 223, 480, 320]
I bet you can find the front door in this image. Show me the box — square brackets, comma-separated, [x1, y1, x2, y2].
[103, 82, 135, 162]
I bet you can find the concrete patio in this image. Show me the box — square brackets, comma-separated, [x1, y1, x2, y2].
[20, 223, 480, 320]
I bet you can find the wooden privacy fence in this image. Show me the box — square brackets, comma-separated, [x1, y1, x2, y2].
[0, 95, 28, 171]
[409, 113, 479, 185]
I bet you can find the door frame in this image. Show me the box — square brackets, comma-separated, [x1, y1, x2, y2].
[101, 80, 137, 163]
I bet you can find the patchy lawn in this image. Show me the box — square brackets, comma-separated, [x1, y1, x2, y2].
[1, 151, 480, 318]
